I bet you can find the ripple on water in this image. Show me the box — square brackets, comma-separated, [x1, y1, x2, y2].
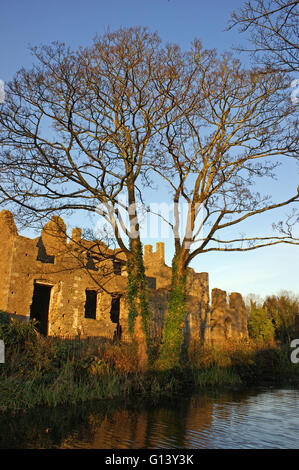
[1, 388, 298, 449]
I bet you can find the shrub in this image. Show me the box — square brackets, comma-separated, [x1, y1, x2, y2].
[248, 304, 275, 342]
[99, 341, 139, 374]
[0, 313, 38, 351]
[263, 294, 299, 343]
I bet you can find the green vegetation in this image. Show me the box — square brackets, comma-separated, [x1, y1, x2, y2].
[263, 293, 299, 343]
[126, 239, 152, 358]
[0, 310, 298, 413]
[0, 323, 178, 412]
[155, 256, 187, 370]
[248, 304, 275, 342]
[247, 292, 299, 343]
[190, 340, 299, 388]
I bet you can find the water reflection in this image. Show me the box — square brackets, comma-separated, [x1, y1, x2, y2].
[0, 388, 298, 449]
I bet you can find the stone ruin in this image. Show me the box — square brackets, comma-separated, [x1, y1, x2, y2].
[0, 210, 248, 349]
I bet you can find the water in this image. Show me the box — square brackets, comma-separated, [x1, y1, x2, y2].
[0, 388, 298, 449]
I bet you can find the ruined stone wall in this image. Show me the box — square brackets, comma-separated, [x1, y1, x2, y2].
[144, 242, 172, 290]
[0, 211, 128, 341]
[0, 211, 18, 313]
[185, 270, 210, 351]
[144, 244, 210, 351]
[210, 288, 248, 344]
[0, 210, 248, 347]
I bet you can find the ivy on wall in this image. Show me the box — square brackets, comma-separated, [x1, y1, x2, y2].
[156, 255, 187, 369]
[126, 240, 152, 361]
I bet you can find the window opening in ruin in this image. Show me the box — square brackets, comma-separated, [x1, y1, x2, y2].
[146, 276, 156, 290]
[110, 296, 120, 323]
[110, 295, 122, 341]
[36, 237, 55, 264]
[84, 290, 97, 319]
[30, 283, 52, 336]
[113, 260, 122, 275]
[86, 252, 98, 271]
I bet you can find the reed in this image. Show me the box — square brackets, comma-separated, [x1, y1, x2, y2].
[0, 318, 298, 412]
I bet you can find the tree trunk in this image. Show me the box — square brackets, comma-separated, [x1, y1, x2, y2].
[126, 238, 151, 371]
[156, 252, 188, 370]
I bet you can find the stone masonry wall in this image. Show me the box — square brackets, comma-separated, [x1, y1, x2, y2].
[210, 288, 248, 344]
[0, 210, 248, 347]
[0, 211, 128, 341]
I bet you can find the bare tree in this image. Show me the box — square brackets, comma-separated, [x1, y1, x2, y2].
[0, 27, 200, 368]
[153, 46, 299, 368]
[228, 0, 299, 73]
[1, 27, 298, 369]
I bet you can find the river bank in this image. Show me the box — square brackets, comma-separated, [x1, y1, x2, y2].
[1, 317, 298, 413]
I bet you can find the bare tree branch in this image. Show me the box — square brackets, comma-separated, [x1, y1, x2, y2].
[228, 0, 299, 73]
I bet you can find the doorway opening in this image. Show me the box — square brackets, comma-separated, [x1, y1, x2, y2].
[30, 283, 52, 336]
[110, 295, 122, 341]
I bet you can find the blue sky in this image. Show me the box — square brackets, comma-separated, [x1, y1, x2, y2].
[1, 0, 298, 299]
